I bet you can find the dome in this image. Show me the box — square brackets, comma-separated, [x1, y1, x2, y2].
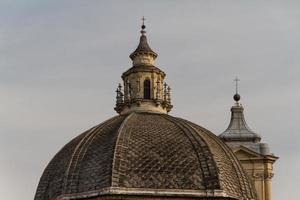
[35, 112, 256, 200]
[35, 23, 258, 200]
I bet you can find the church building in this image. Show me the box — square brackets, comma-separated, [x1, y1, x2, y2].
[34, 22, 277, 200]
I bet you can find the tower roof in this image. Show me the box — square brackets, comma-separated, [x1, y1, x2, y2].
[219, 100, 261, 143]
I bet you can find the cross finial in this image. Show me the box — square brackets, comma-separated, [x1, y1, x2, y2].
[234, 76, 240, 94]
[141, 16, 146, 27]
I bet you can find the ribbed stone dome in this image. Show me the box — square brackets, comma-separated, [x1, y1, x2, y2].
[35, 112, 257, 200]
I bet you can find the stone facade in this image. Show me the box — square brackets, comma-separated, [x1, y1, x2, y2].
[118, 65, 172, 114]
[232, 147, 277, 200]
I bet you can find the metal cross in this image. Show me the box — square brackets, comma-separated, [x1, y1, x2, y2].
[234, 76, 240, 94]
[141, 16, 146, 26]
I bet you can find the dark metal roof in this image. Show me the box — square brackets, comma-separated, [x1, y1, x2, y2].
[219, 104, 261, 143]
[129, 34, 157, 60]
[35, 112, 257, 200]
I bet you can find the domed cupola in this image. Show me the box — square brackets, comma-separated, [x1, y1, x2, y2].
[34, 22, 258, 200]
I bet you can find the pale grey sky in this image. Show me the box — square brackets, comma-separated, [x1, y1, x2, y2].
[0, 1, 299, 200]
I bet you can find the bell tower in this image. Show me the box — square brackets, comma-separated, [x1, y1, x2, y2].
[114, 19, 173, 114]
[219, 79, 278, 200]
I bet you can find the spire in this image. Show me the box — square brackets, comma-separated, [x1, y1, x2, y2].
[129, 17, 157, 61]
[219, 79, 261, 143]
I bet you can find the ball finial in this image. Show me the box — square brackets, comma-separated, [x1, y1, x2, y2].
[141, 16, 146, 29]
[233, 93, 241, 102]
[233, 76, 240, 102]
[140, 16, 146, 35]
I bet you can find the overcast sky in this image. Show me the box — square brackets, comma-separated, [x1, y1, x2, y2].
[0, 1, 299, 200]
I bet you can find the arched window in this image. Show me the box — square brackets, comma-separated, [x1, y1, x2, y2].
[143, 80, 151, 99]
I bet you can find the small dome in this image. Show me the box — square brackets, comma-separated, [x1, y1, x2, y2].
[35, 112, 256, 200]
[129, 35, 157, 59]
[129, 26, 157, 60]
